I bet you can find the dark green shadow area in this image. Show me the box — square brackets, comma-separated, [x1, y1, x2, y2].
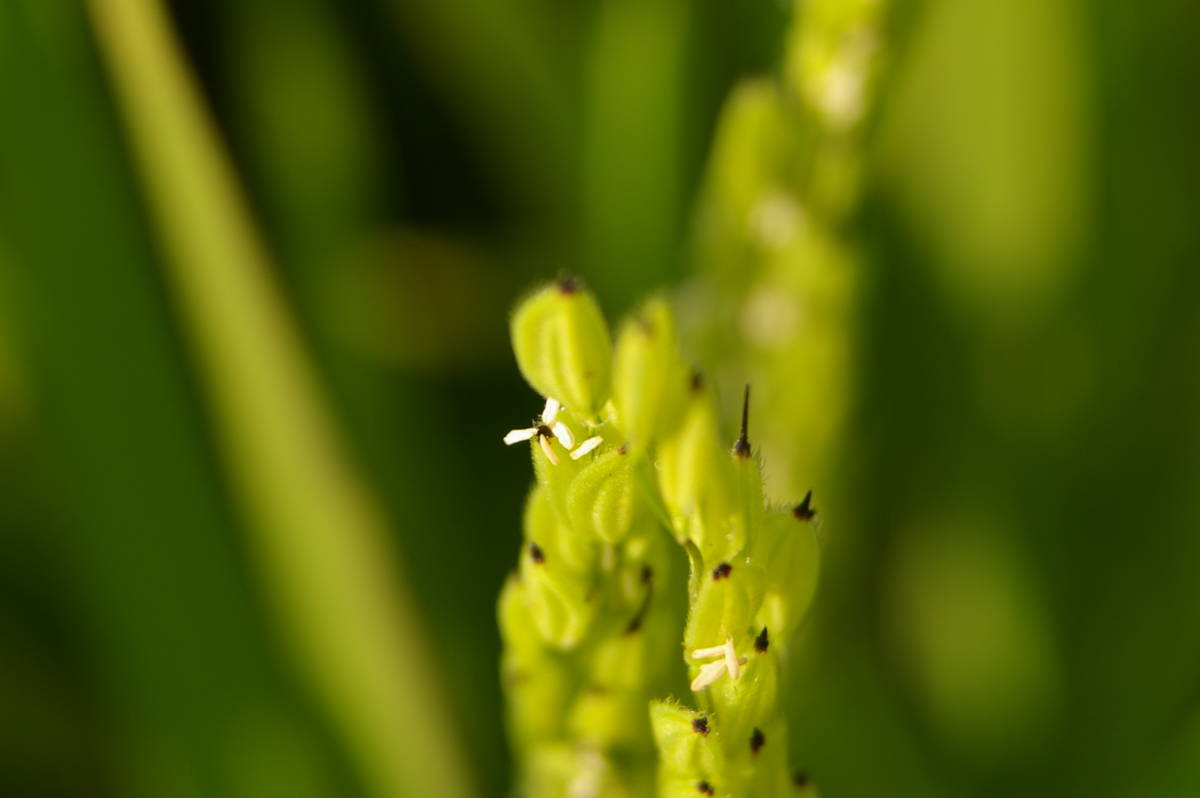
[0, 4, 357, 797]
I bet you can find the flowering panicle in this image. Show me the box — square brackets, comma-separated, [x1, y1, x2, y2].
[500, 281, 820, 797]
[500, 282, 686, 797]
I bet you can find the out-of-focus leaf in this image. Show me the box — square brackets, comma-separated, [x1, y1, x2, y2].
[85, 1, 476, 796]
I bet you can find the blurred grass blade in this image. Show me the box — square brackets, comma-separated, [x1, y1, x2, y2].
[85, 1, 475, 796]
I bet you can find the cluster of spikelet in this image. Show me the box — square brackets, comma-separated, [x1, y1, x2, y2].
[499, 279, 820, 797]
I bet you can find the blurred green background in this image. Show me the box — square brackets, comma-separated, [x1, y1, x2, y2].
[1, 1, 1198, 797]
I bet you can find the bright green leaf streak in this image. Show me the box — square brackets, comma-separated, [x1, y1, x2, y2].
[85, 2, 476, 796]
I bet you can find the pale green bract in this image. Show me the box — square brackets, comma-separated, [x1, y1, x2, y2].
[500, 282, 820, 797]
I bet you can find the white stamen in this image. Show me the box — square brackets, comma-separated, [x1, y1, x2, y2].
[690, 659, 727, 691]
[819, 61, 865, 128]
[551, 421, 575, 449]
[504, 427, 538, 445]
[723, 638, 740, 681]
[542, 397, 561, 424]
[570, 436, 603, 460]
[568, 749, 608, 798]
[748, 191, 804, 248]
[691, 638, 746, 688]
[692, 644, 727, 659]
[538, 434, 560, 466]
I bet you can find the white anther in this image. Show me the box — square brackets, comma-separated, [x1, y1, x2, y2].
[504, 427, 538, 445]
[690, 638, 744, 689]
[551, 421, 575, 449]
[724, 638, 741, 681]
[819, 62, 865, 128]
[505, 398, 575, 465]
[690, 659, 727, 691]
[570, 435, 603, 460]
[692, 644, 728, 659]
[538, 434, 560, 466]
[749, 191, 804, 248]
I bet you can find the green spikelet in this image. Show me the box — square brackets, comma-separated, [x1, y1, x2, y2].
[613, 297, 689, 452]
[567, 450, 640, 544]
[511, 279, 613, 415]
[656, 383, 737, 565]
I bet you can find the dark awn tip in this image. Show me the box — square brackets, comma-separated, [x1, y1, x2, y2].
[750, 727, 765, 754]
[792, 769, 809, 788]
[712, 562, 732, 580]
[733, 384, 752, 458]
[618, 444, 628, 455]
[793, 489, 816, 521]
[692, 716, 710, 735]
[624, 586, 650, 633]
[754, 626, 769, 653]
[697, 781, 715, 795]
[529, 542, 545, 564]
[625, 579, 653, 635]
[556, 275, 581, 294]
